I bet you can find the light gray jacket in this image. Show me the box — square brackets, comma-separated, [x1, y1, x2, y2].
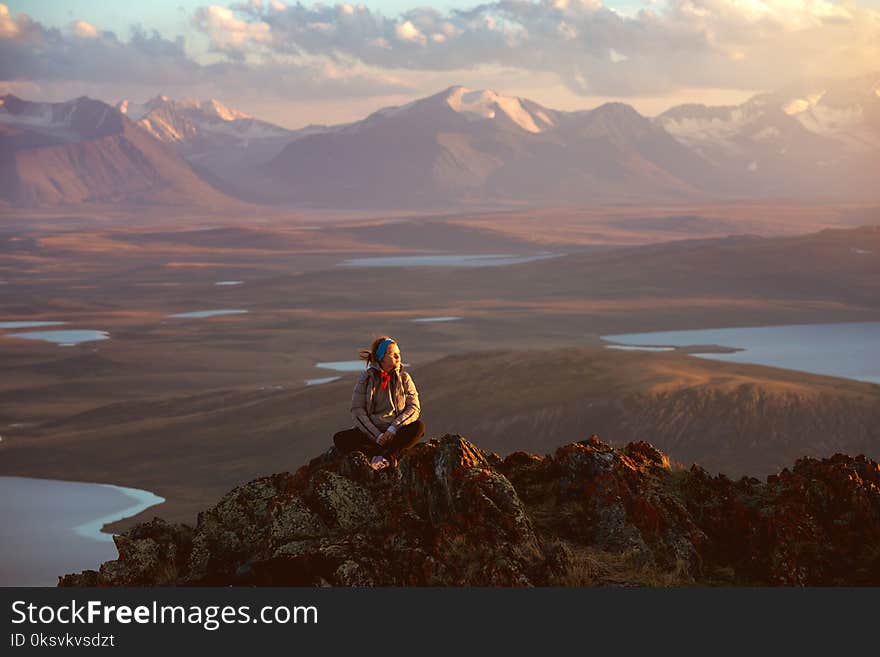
[351, 362, 420, 440]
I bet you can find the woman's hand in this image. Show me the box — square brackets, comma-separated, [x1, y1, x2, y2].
[377, 431, 393, 446]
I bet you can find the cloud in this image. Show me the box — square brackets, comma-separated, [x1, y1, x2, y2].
[69, 20, 99, 39]
[0, 6, 200, 86]
[395, 20, 427, 45]
[0, 3, 20, 38]
[197, 0, 880, 96]
[193, 5, 272, 58]
[202, 58, 412, 100]
[2, 0, 877, 110]
[0, 3, 411, 101]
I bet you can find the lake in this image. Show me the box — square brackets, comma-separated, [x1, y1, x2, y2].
[315, 361, 366, 372]
[0, 477, 164, 586]
[602, 321, 880, 384]
[605, 345, 675, 352]
[411, 316, 463, 323]
[340, 253, 559, 267]
[305, 376, 341, 386]
[7, 329, 109, 346]
[0, 321, 66, 329]
[168, 310, 248, 318]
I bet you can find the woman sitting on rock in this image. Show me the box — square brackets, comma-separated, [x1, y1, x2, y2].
[333, 336, 425, 470]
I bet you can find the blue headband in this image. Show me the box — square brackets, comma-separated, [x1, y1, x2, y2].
[375, 338, 396, 362]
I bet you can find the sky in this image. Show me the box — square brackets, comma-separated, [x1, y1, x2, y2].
[2, 0, 879, 128]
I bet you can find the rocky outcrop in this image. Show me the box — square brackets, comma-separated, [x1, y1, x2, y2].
[59, 434, 880, 586]
[680, 454, 880, 585]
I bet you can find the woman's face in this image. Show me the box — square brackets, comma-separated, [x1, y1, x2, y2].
[380, 342, 401, 373]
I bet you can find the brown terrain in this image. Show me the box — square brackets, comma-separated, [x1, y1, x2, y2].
[0, 203, 878, 529]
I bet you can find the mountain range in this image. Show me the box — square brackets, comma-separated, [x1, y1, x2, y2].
[0, 94, 236, 208]
[2, 73, 878, 209]
[657, 74, 880, 199]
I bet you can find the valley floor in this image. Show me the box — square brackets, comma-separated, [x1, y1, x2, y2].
[1, 203, 878, 528]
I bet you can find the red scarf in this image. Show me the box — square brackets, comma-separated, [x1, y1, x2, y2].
[379, 370, 391, 391]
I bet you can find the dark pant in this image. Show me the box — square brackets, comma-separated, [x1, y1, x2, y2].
[333, 420, 425, 461]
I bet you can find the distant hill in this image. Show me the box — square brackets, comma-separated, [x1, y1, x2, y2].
[245, 224, 880, 332]
[0, 94, 240, 208]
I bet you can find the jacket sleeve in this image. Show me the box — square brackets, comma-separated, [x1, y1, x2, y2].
[391, 372, 420, 429]
[351, 370, 382, 440]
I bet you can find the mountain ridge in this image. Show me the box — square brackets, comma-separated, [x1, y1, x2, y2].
[259, 85, 727, 207]
[0, 94, 243, 208]
[116, 94, 293, 155]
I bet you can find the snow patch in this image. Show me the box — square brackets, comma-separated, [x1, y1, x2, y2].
[200, 98, 250, 121]
[119, 95, 287, 147]
[794, 103, 865, 139]
[445, 87, 544, 133]
[116, 99, 151, 121]
[783, 91, 825, 116]
[658, 107, 755, 144]
[534, 110, 555, 127]
[783, 99, 810, 115]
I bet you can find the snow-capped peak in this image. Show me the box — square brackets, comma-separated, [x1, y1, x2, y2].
[116, 98, 155, 121]
[780, 84, 876, 147]
[444, 86, 551, 133]
[115, 94, 290, 151]
[200, 98, 250, 122]
[782, 91, 826, 116]
[117, 95, 251, 124]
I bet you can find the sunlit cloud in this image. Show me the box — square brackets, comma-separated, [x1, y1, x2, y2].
[0, 5, 200, 86]
[190, 0, 880, 96]
[69, 20, 99, 39]
[0, 0, 877, 124]
[395, 20, 427, 45]
[0, 3, 412, 103]
[0, 3, 20, 38]
[193, 5, 272, 58]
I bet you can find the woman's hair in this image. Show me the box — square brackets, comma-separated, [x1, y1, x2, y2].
[358, 336, 396, 364]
